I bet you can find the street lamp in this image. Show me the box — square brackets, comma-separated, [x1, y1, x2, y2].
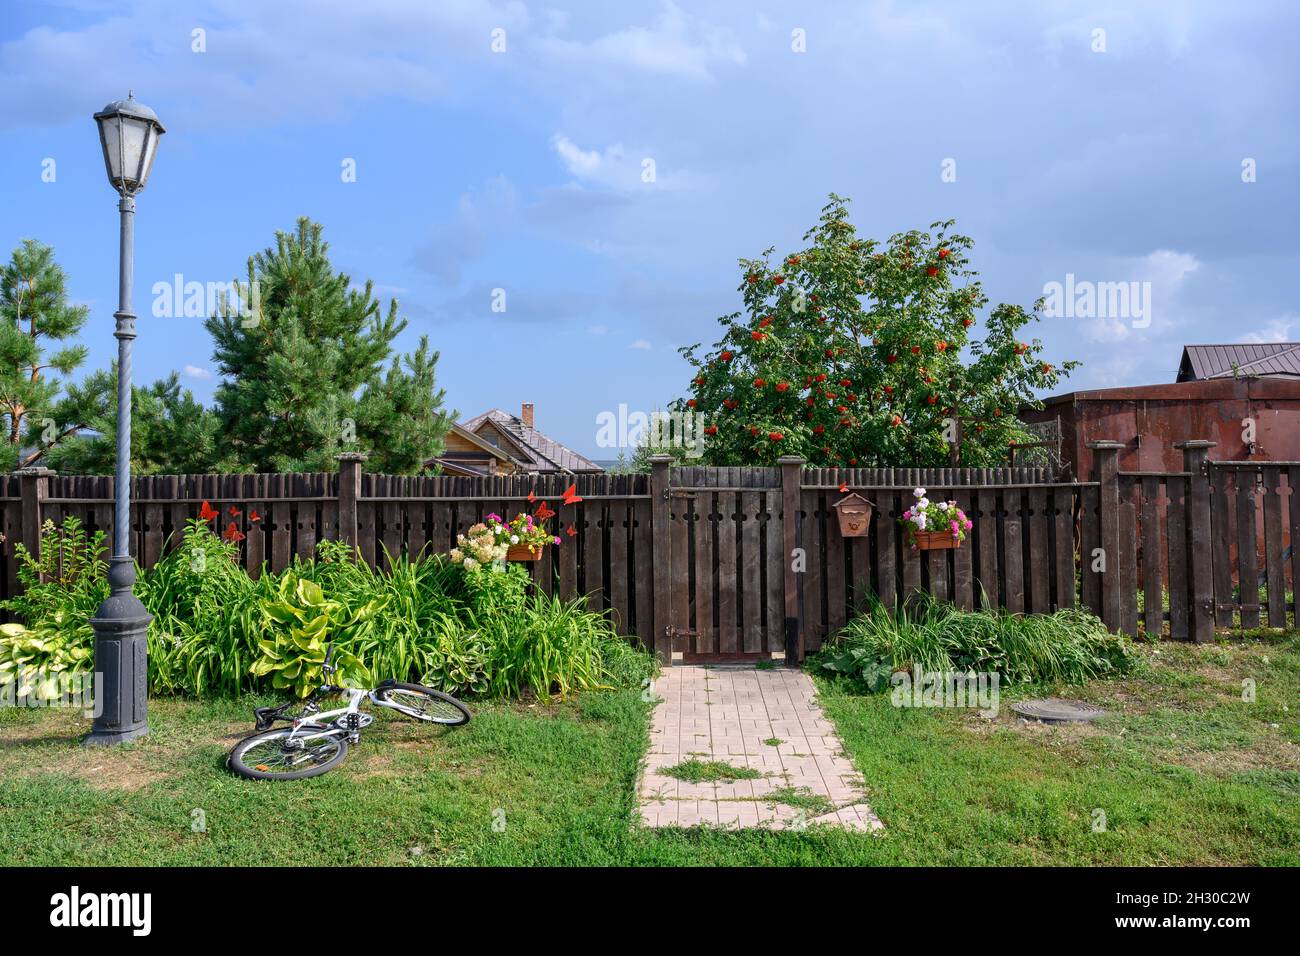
[84, 92, 164, 745]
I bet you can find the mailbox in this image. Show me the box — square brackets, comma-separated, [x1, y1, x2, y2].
[832, 492, 874, 537]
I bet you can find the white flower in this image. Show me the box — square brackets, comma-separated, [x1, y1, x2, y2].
[510, 534, 519, 544]
[914, 487, 926, 499]
[918, 497, 929, 509]
[937, 502, 948, 512]
[463, 558, 478, 569]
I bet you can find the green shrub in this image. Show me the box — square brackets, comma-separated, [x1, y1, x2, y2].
[136, 519, 266, 696]
[814, 594, 1138, 691]
[2, 516, 656, 703]
[1, 517, 107, 650]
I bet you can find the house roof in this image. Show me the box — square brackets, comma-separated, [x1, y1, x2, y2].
[423, 422, 520, 473]
[1178, 343, 1300, 381]
[461, 408, 603, 474]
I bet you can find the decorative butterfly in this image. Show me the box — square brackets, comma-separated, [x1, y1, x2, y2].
[561, 483, 583, 506]
[565, 523, 577, 537]
[534, 501, 556, 521]
[229, 505, 242, 517]
[222, 522, 246, 543]
[839, 482, 849, 494]
[249, 509, 262, 523]
[527, 490, 536, 503]
[199, 500, 218, 523]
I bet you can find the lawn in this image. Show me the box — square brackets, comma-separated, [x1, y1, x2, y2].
[1, 631, 1296, 866]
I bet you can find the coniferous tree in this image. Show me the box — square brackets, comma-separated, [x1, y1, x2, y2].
[206, 218, 451, 472]
[43, 368, 228, 475]
[0, 240, 90, 469]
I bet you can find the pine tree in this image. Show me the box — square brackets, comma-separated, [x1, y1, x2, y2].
[0, 240, 90, 469]
[44, 368, 227, 475]
[354, 336, 453, 473]
[206, 218, 451, 472]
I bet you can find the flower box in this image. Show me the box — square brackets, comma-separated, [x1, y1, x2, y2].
[899, 486, 972, 551]
[911, 530, 960, 551]
[506, 543, 542, 562]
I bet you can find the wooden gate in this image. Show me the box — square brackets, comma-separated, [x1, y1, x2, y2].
[665, 467, 787, 662]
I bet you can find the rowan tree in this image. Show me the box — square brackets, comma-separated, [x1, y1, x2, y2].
[676, 195, 1078, 466]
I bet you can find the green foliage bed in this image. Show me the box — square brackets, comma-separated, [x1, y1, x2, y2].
[813, 594, 1139, 692]
[0, 517, 654, 701]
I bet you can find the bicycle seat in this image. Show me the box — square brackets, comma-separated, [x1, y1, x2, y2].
[254, 707, 279, 731]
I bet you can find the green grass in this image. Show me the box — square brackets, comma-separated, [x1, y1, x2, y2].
[659, 760, 763, 783]
[766, 786, 834, 816]
[2, 631, 1297, 866]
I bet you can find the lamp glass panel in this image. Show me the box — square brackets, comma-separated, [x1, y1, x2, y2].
[137, 126, 159, 188]
[99, 116, 123, 181]
[119, 116, 149, 187]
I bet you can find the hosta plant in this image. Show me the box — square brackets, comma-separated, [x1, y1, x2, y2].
[0, 622, 93, 698]
[250, 572, 377, 696]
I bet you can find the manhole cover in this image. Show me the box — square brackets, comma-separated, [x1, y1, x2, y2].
[1012, 699, 1106, 724]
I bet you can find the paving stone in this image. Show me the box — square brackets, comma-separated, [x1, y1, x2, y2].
[635, 664, 883, 834]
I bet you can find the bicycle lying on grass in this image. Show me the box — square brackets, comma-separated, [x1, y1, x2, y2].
[228, 644, 470, 780]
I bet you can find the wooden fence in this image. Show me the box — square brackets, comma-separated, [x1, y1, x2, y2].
[2, 441, 1294, 662]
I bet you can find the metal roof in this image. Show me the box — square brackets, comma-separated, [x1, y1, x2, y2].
[1178, 343, 1300, 381]
[460, 409, 603, 474]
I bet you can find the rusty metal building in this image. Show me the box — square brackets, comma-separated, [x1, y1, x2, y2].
[1021, 345, 1300, 480]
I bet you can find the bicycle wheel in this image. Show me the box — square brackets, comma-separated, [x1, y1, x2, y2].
[228, 726, 349, 780]
[374, 682, 471, 726]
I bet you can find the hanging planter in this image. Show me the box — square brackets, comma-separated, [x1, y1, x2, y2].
[910, 530, 960, 551]
[899, 487, 972, 551]
[506, 543, 542, 562]
[832, 492, 875, 537]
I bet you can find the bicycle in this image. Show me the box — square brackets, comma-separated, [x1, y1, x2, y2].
[227, 644, 470, 780]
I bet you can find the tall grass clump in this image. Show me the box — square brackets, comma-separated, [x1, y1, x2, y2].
[135, 519, 268, 697]
[814, 594, 1138, 692]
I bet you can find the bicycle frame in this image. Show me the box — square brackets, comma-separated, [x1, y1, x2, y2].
[275, 685, 426, 746]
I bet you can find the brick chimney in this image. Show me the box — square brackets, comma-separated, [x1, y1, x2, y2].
[520, 402, 535, 428]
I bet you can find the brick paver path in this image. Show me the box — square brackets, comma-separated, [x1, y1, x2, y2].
[637, 665, 884, 831]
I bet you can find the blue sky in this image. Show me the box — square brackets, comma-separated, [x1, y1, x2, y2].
[2, 0, 1297, 459]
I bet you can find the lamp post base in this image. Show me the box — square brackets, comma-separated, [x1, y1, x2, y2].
[83, 566, 152, 746]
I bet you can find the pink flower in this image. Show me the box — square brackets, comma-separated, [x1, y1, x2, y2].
[964, 519, 973, 530]
[553, 536, 561, 545]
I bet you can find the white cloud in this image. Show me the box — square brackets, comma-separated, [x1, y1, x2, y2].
[552, 136, 608, 179]
[1237, 317, 1298, 344]
[628, 339, 652, 350]
[538, 1, 745, 80]
[183, 364, 213, 379]
[587, 323, 608, 336]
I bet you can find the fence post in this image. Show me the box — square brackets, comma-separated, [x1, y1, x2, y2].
[16, 467, 54, 565]
[778, 455, 805, 665]
[1176, 440, 1216, 643]
[649, 454, 673, 665]
[336, 453, 367, 553]
[1087, 440, 1124, 632]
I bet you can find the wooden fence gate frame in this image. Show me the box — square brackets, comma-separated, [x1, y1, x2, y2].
[660, 464, 788, 663]
[4, 439, 1294, 669]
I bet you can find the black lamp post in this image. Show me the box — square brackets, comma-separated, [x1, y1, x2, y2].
[84, 92, 164, 746]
